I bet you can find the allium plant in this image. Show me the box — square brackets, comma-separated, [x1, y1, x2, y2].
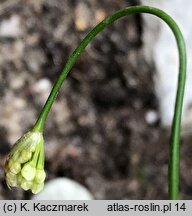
[4, 5, 186, 199]
[4, 131, 46, 194]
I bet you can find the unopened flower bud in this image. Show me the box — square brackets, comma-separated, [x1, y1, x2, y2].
[21, 163, 36, 181]
[6, 172, 17, 187]
[35, 169, 46, 183]
[31, 182, 44, 194]
[20, 180, 33, 191]
[8, 160, 21, 174]
[19, 150, 32, 164]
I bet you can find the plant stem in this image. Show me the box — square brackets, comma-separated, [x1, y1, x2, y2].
[32, 5, 186, 199]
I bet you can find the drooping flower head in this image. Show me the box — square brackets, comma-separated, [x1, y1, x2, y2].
[4, 131, 46, 194]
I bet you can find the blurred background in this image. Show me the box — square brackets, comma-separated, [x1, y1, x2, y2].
[0, 0, 192, 199]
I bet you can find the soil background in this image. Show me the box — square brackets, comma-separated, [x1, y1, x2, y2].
[0, 0, 192, 199]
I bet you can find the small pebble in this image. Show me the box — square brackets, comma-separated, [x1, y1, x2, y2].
[0, 15, 22, 38]
[145, 110, 158, 125]
[33, 79, 52, 94]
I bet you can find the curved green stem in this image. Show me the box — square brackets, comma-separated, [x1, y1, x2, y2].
[32, 5, 186, 199]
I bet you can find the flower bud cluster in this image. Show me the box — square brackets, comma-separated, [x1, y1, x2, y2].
[4, 131, 46, 194]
